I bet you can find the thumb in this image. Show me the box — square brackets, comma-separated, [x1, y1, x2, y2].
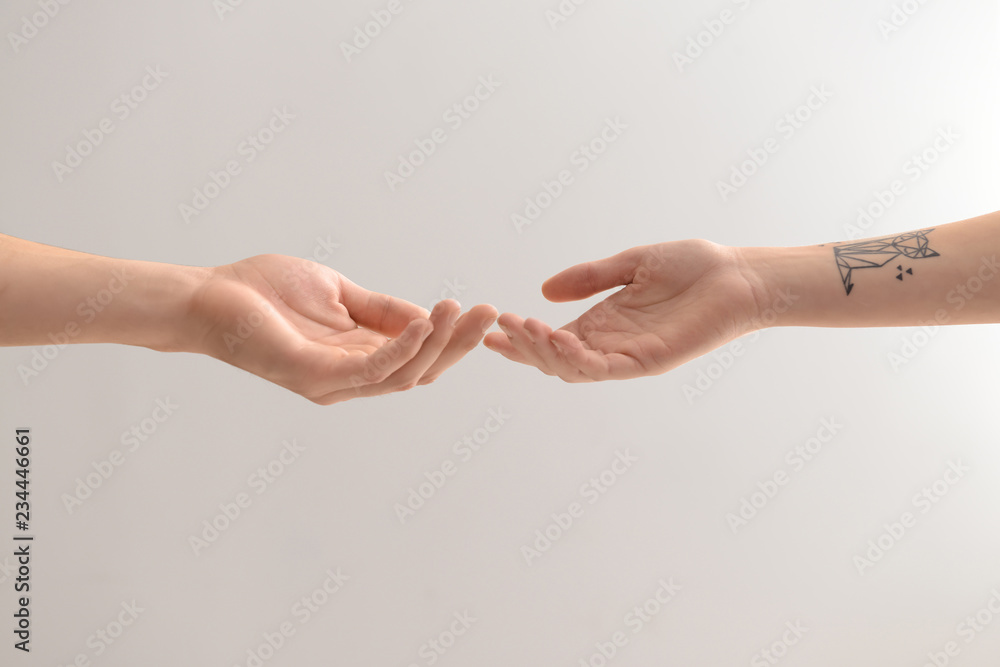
[541, 246, 645, 302]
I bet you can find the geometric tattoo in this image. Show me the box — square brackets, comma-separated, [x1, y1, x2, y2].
[833, 229, 940, 295]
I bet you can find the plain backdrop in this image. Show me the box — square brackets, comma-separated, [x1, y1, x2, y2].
[2, 1, 1000, 665]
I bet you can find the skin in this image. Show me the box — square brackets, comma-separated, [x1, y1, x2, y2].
[0, 234, 497, 404]
[484, 210, 1000, 382]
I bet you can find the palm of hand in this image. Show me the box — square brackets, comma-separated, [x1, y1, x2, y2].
[190, 254, 496, 404]
[487, 241, 761, 381]
[191, 255, 407, 394]
[228, 255, 391, 354]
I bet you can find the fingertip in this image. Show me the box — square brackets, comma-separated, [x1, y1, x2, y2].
[483, 331, 516, 354]
[407, 316, 434, 342]
[432, 299, 462, 327]
[480, 313, 498, 335]
[482, 335, 526, 364]
[429, 299, 453, 315]
[541, 271, 584, 303]
[482, 332, 503, 349]
[540, 275, 564, 302]
[496, 312, 523, 331]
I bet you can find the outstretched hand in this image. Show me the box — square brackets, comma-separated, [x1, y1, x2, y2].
[483, 240, 766, 382]
[190, 254, 497, 404]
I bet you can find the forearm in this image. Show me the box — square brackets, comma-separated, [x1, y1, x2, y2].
[742, 210, 1000, 328]
[0, 234, 209, 352]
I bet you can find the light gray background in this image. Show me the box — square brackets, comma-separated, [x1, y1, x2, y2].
[2, 1, 1000, 665]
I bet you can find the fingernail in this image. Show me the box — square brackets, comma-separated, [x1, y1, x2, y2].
[481, 317, 497, 334]
[523, 329, 535, 344]
[551, 339, 566, 354]
[499, 323, 512, 337]
[448, 308, 461, 326]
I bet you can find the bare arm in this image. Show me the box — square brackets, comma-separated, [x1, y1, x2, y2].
[0, 234, 206, 351]
[0, 234, 498, 403]
[484, 210, 1000, 382]
[747, 210, 1000, 329]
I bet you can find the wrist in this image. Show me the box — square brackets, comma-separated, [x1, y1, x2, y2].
[735, 244, 827, 328]
[129, 260, 214, 354]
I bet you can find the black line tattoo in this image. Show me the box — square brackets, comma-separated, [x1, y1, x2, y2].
[833, 229, 940, 295]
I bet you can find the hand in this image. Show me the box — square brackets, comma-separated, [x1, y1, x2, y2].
[188, 254, 497, 404]
[483, 240, 765, 382]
